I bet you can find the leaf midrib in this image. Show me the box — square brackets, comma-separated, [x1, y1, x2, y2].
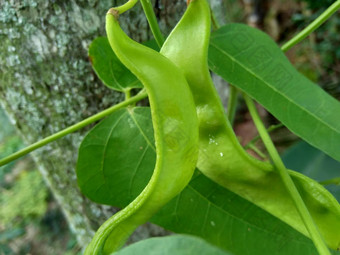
[101, 112, 127, 180]
[209, 40, 339, 136]
[128, 108, 156, 151]
[184, 177, 314, 247]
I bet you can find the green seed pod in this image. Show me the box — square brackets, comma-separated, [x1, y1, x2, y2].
[161, 0, 340, 250]
[85, 8, 199, 255]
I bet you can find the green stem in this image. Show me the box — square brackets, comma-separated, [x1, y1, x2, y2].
[0, 91, 148, 167]
[113, 0, 139, 14]
[242, 5, 340, 251]
[140, 0, 165, 48]
[281, 0, 340, 52]
[226, 85, 238, 125]
[247, 143, 267, 159]
[243, 94, 330, 255]
[244, 123, 283, 150]
[319, 177, 340, 186]
[210, 8, 220, 31]
[124, 88, 132, 100]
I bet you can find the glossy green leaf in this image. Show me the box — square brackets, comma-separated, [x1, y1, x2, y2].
[208, 23, 340, 162]
[88, 37, 142, 91]
[282, 141, 340, 202]
[76, 107, 155, 205]
[113, 235, 232, 255]
[76, 107, 340, 254]
[155, 172, 340, 255]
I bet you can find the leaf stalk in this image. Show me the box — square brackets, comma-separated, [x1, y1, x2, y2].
[244, 94, 331, 255]
[281, 0, 340, 51]
[0, 91, 148, 167]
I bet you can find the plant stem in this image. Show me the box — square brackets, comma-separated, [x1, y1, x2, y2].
[210, 8, 220, 31]
[243, 4, 340, 251]
[0, 91, 148, 167]
[243, 94, 330, 255]
[114, 0, 139, 14]
[319, 177, 340, 186]
[140, 0, 165, 48]
[281, 0, 340, 52]
[124, 88, 132, 100]
[244, 123, 283, 150]
[247, 143, 267, 159]
[226, 85, 238, 125]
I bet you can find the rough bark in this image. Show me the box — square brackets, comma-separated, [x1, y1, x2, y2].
[0, 0, 224, 249]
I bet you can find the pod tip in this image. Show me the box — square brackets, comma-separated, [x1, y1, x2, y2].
[107, 8, 119, 19]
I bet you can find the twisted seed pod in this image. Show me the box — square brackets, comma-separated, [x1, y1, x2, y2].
[85, 9, 199, 255]
[161, 0, 340, 249]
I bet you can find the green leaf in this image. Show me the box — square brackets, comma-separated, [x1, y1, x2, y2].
[208, 23, 340, 162]
[77, 107, 339, 254]
[88, 37, 142, 91]
[154, 171, 339, 255]
[76, 107, 155, 205]
[282, 141, 340, 202]
[113, 235, 233, 255]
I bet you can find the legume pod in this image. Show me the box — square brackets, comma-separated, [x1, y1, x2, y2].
[85, 9, 199, 254]
[161, 0, 340, 250]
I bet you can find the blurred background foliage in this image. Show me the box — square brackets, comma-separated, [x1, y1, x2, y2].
[0, 108, 81, 255]
[292, 0, 340, 99]
[0, 0, 339, 254]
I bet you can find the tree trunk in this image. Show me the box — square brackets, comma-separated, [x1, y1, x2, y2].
[0, 0, 224, 249]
